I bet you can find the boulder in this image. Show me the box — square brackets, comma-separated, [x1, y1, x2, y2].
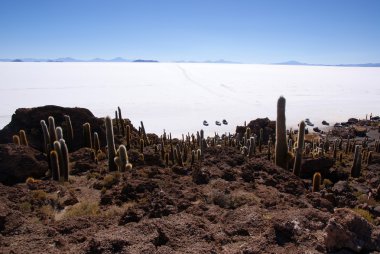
[300, 157, 335, 179]
[0, 105, 106, 152]
[324, 208, 380, 252]
[0, 144, 48, 185]
[236, 118, 275, 142]
[353, 125, 367, 137]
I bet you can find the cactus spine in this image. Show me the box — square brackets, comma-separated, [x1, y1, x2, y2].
[19, 130, 28, 146]
[275, 96, 288, 169]
[351, 145, 361, 178]
[83, 122, 92, 149]
[293, 121, 305, 177]
[105, 116, 117, 171]
[312, 172, 321, 192]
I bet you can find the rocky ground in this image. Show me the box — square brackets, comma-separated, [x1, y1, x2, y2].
[1, 106, 380, 254]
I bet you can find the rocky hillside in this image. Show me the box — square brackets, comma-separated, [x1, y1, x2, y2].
[0, 104, 380, 253]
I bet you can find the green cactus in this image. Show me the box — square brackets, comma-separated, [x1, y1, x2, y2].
[83, 122, 92, 149]
[267, 139, 272, 161]
[312, 172, 321, 192]
[50, 150, 60, 181]
[351, 145, 361, 178]
[275, 96, 288, 169]
[105, 116, 117, 171]
[114, 145, 132, 172]
[293, 121, 305, 177]
[18, 130, 28, 146]
[13, 135, 20, 145]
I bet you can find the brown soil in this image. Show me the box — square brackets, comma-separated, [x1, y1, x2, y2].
[1, 107, 380, 253]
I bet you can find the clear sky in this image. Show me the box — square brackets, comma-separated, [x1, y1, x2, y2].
[0, 0, 379, 64]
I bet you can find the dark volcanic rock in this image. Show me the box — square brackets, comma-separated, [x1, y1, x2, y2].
[0, 144, 48, 185]
[324, 208, 380, 252]
[0, 105, 106, 152]
[236, 118, 275, 142]
[300, 157, 335, 179]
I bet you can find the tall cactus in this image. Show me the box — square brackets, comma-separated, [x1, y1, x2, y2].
[83, 122, 92, 148]
[105, 116, 117, 171]
[64, 115, 74, 150]
[118, 107, 125, 137]
[275, 96, 288, 169]
[48, 116, 57, 146]
[40, 120, 51, 154]
[93, 132, 100, 152]
[53, 141, 64, 179]
[293, 121, 305, 176]
[60, 139, 69, 181]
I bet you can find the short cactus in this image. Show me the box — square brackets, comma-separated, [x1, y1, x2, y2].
[19, 130, 28, 146]
[312, 172, 321, 192]
[275, 96, 288, 169]
[13, 135, 20, 145]
[114, 145, 132, 172]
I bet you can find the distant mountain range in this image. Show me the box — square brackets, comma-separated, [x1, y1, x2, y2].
[0, 57, 158, 63]
[275, 60, 380, 67]
[1, 58, 379, 67]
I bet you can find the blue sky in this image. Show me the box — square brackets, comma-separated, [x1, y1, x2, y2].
[0, 0, 379, 64]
